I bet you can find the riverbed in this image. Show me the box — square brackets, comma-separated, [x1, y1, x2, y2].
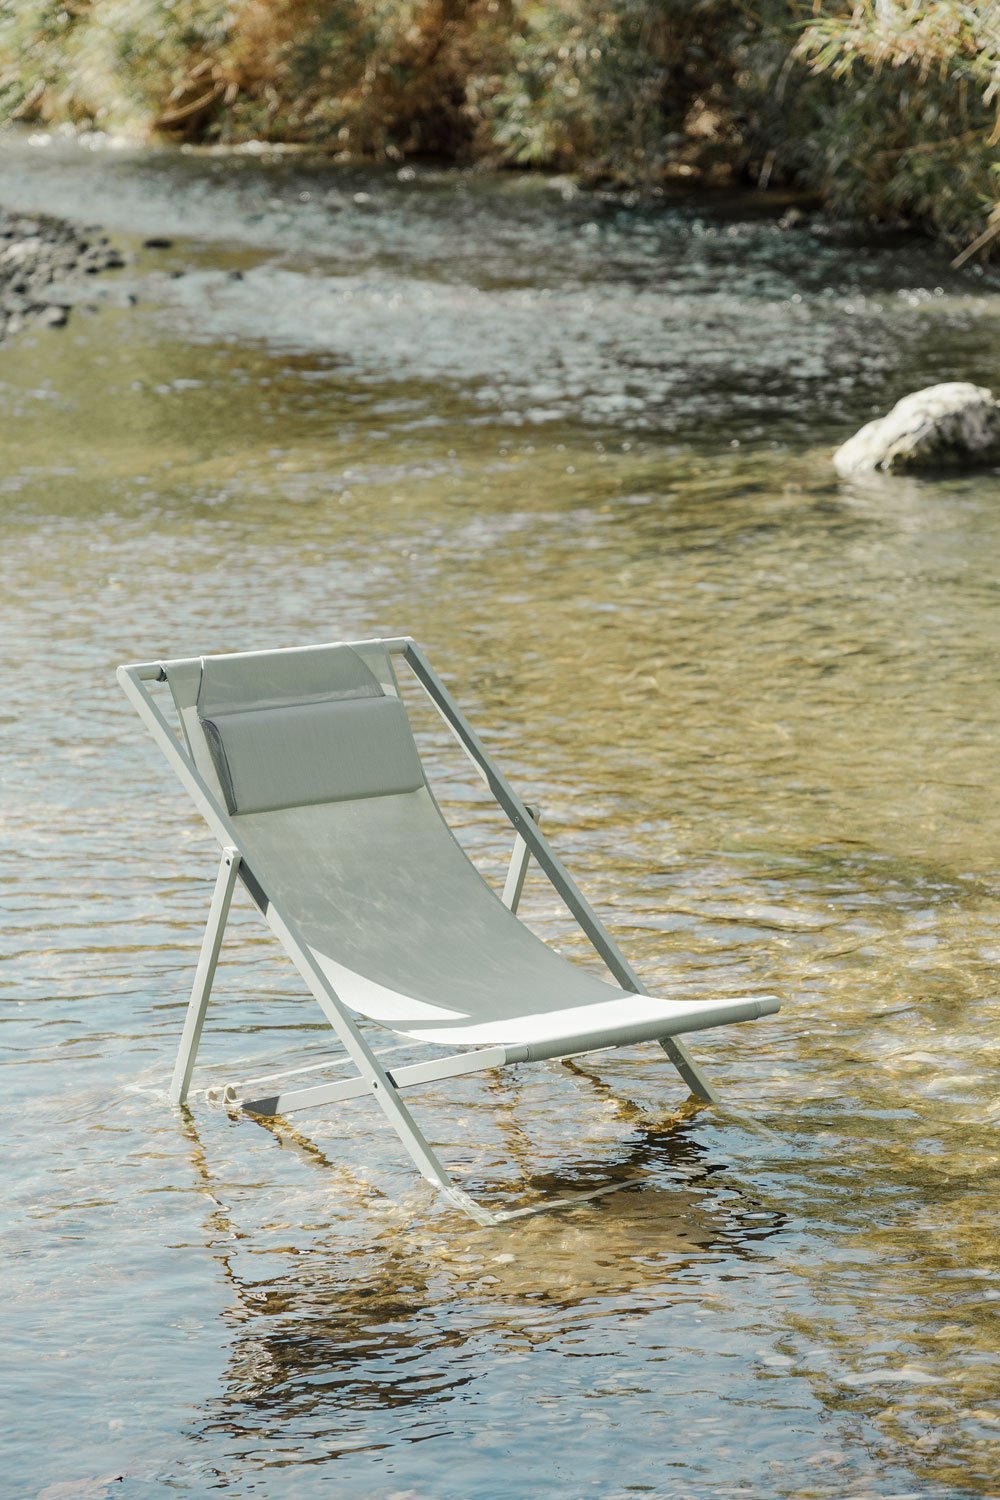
[3, 132, 1000, 1500]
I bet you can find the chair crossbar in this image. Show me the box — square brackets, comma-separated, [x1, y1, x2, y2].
[237, 1043, 515, 1117]
[212, 1040, 415, 1096]
[502, 804, 539, 913]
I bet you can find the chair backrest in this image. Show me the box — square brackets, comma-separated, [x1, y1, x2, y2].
[163, 642, 426, 818]
[151, 638, 622, 1028]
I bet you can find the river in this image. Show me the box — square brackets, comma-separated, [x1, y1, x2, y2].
[2, 132, 1000, 1499]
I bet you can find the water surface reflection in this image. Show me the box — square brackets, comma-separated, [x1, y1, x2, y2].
[3, 140, 1000, 1498]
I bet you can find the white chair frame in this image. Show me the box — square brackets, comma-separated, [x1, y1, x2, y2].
[119, 637, 774, 1226]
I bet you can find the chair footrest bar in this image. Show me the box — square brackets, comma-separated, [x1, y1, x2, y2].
[239, 1044, 513, 1116]
[234, 996, 776, 1116]
[519, 994, 780, 1065]
[208, 1040, 414, 1097]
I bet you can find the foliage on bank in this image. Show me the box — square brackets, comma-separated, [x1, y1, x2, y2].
[1, 2, 998, 258]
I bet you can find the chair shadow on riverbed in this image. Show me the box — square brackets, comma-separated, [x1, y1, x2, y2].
[175, 1063, 787, 1421]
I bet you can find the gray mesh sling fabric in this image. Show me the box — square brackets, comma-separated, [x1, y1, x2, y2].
[196, 645, 424, 815]
[165, 641, 679, 1048]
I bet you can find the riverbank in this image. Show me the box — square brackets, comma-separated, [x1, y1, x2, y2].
[0, 208, 123, 341]
[1, 1, 997, 263]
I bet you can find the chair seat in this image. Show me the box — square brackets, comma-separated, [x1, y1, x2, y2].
[231, 787, 775, 1053]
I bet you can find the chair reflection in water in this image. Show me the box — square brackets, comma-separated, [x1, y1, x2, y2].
[118, 637, 779, 1225]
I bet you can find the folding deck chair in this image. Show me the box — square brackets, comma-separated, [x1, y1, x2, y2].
[118, 637, 779, 1225]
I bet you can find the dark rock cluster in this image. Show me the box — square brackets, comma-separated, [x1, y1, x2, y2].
[0, 211, 125, 341]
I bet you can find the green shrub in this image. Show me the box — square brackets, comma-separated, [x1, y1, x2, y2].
[793, 1, 1000, 254]
[1, 0, 996, 258]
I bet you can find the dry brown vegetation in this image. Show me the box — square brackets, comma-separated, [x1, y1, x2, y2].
[1, 1, 997, 258]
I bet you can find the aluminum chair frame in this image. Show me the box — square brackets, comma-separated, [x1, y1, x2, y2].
[118, 637, 777, 1226]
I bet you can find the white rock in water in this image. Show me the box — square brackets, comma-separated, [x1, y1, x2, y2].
[834, 382, 1000, 475]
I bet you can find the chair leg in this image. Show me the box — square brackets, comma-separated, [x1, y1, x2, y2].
[362, 1036, 717, 1220]
[659, 1035, 720, 1105]
[321, 1070, 642, 1225]
[170, 848, 241, 1106]
[361, 1068, 501, 1225]
[502, 804, 540, 913]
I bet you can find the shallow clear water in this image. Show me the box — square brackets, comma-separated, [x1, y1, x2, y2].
[3, 135, 1000, 1500]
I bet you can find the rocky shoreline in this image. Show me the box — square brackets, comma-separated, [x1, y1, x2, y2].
[0, 209, 124, 342]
